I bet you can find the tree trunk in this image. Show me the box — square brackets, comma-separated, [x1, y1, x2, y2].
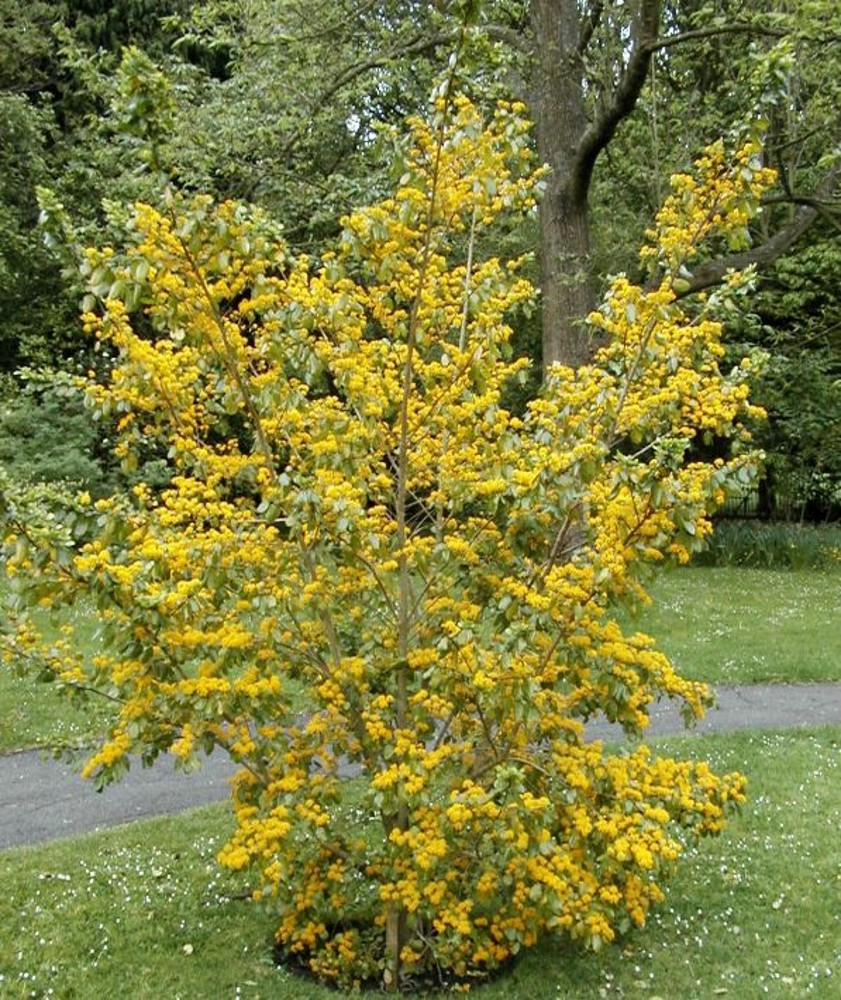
[384, 897, 408, 990]
[537, 177, 597, 369]
[530, 0, 598, 369]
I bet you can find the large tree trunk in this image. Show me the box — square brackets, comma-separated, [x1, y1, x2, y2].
[531, 0, 597, 369]
[529, 0, 665, 369]
[537, 174, 597, 369]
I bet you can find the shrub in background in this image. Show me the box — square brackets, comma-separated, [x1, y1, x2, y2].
[699, 519, 841, 570]
[0, 372, 109, 493]
[752, 238, 841, 524]
[1, 97, 774, 990]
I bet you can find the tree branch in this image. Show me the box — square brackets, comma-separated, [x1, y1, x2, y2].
[307, 31, 455, 119]
[677, 166, 841, 296]
[484, 23, 531, 53]
[568, 12, 801, 206]
[572, 0, 662, 201]
[646, 21, 786, 53]
[577, 0, 604, 56]
[278, 31, 456, 160]
[762, 193, 841, 213]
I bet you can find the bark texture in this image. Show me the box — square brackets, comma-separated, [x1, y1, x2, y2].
[530, 0, 662, 368]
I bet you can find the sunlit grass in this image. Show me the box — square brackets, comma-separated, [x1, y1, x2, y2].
[630, 567, 841, 685]
[0, 727, 838, 998]
[0, 594, 116, 753]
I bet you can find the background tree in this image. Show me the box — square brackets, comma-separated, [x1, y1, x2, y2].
[747, 235, 841, 521]
[159, 0, 452, 243]
[0, 92, 76, 370]
[510, 0, 841, 365]
[4, 0, 838, 373]
[146, 0, 841, 449]
[0, 0, 198, 372]
[0, 0, 200, 485]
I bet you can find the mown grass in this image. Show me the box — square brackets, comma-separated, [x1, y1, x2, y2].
[0, 595, 116, 753]
[631, 567, 841, 685]
[1, 726, 839, 999]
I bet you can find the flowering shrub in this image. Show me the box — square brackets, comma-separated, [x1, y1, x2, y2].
[1, 97, 774, 990]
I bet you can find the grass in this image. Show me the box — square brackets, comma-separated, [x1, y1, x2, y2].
[628, 567, 841, 685]
[2, 566, 840, 753]
[0, 596, 116, 754]
[0, 674, 114, 755]
[0, 726, 839, 998]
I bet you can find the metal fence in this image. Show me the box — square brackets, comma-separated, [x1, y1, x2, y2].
[719, 487, 762, 519]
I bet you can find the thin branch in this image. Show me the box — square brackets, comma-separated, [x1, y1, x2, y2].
[767, 126, 828, 154]
[316, 31, 453, 111]
[762, 192, 841, 219]
[458, 207, 478, 351]
[484, 23, 531, 53]
[527, 501, 584, 590]
[474, 700, 502, 768]
[810, 202, 841, 236]
[646, 22, 786, 53]
[278, 31, 455, 161]
[353, 551, 400, 621]
[570, 14, 798, 205]
[431, 708, 457, 751]
[172, 223, 278, 476]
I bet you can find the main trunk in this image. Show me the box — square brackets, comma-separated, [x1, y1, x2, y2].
[538, 180, 596, 369]
[531, 0, 598, 369]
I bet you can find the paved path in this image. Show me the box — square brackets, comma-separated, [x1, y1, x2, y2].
[2, 682, 840, 851]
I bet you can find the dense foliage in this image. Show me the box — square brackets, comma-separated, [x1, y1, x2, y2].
[1, 96, 774, 989]
[749, 237, 841, 521]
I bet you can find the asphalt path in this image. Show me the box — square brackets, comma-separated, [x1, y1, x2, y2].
[2, 681, 840, 851]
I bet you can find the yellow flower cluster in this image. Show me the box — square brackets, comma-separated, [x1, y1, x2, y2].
[640, 138, 776, 272]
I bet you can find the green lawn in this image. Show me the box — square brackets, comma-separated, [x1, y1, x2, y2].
[0, 595, 116, 753]
[0, 672, 115, 755]
[1, 726, 838, 998]
[631, 567, 841, 685]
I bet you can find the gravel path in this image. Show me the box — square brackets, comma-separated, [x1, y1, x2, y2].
[2, 681, 840, 850]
